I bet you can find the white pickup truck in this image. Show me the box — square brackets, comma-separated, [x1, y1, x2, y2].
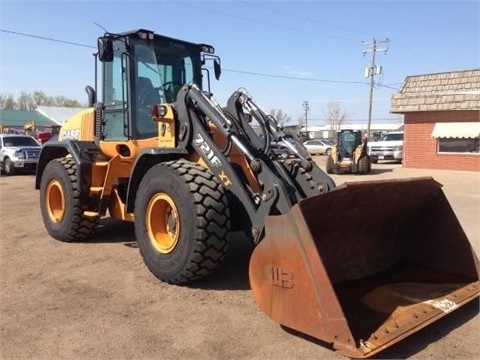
[368, 131, 404, 163]
[0, 134, 42, 175]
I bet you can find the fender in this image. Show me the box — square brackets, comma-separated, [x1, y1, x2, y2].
[35, 140, 101, 207]
[125, 147, 188, 213]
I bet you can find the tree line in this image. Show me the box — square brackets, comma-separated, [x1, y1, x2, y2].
[0, 91, 82, 110]
[0, 91, 348, 135]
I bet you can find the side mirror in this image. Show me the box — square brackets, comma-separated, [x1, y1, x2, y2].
[214, 59, 221, 80]
[98, 37, 113, 62]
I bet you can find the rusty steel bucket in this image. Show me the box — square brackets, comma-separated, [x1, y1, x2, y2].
[249, 177, 480, 358]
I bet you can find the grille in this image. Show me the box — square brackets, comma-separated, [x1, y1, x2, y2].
[371, 146, 394, 151]
[24, 149, 40, 159]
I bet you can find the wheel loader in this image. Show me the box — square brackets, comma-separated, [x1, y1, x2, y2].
[35, 29, 479, 358]
[326, 129, 371, 174]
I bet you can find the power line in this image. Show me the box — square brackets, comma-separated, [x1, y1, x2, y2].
[233, 2, 449, 73]
[171, 0, 360, 42]
[1, 28, 371, 87]
[389, 39, 449, 70]
[223, 67, 367, 85]
[239, 0, 373, 39]
[0, 29, 95, 49]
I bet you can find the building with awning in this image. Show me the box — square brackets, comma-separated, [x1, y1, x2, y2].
[391, 69, 480, 171]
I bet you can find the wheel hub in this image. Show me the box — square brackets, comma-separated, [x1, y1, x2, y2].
[46, 180, 65, 223]
[146, 193, 180, 254]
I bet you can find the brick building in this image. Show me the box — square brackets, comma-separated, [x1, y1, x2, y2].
[391, 69, 480, 171]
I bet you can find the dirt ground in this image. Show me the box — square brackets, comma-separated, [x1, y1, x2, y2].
[1, 159, 479, 360]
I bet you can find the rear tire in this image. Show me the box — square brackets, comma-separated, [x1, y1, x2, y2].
[134, 160, 230, 284]
[326, 155, 334, 174]
[40, 157, 99, 241]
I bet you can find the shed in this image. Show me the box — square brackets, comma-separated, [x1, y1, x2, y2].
[391, 69, 480, 171]
[0, 110, 56, 133]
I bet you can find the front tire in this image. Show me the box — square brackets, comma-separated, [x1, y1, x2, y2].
[40, 157, 99, 241]
[358, 156, 371, 174]
[135, 160, 230, 284]
[4, 157, 15, 175]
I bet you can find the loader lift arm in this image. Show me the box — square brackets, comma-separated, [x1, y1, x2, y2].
[176, 84, 302, 243]
[224, 89, 336, 198]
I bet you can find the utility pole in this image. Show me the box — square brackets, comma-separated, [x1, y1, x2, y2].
[362, 38, 389, 139]
[302, 100, 310, 139]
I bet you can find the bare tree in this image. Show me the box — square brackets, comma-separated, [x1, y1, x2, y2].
[326, 101, 347, 132]
[269, 109, 291, 125]
[297, 116, 304, 127]
[0, 94, 7, 109]
[17, 92, 36, 110]
[32, 91, 53, 107]
[56, 96, 81, 107]
[0, 94, 17, 110]
[0, 91, 82, 109]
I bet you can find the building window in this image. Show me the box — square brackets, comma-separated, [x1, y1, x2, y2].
[438, 138, 479, 154]
[432, 122, 480, 154]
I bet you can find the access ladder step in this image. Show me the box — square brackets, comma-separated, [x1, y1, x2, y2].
[83, 211, 99, 218]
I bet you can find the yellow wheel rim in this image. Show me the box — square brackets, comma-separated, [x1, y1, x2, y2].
[146, 193, 180, 254]
[46, 179, 65, 223]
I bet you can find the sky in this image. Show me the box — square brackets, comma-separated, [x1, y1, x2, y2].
[0, 0, 479, 127]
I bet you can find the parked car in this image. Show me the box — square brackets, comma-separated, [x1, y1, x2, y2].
[368, 131, 404, 163]
[35, 124, 62, 144]
[0, 134, 42, 175]
[303, 139, 334, 155]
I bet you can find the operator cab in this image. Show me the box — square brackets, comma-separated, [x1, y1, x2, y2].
[95, 29, 221, 141]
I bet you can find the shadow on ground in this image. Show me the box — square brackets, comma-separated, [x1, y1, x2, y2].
[369, 298, 479, 359]
[82, 217, 136, 244]
[278, 298, 479, 359]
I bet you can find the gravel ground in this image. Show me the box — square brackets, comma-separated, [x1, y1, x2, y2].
[0, 159, 478, 360]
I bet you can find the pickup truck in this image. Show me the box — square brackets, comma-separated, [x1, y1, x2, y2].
[0, 134, 42, 175]
[368, 131, 404, 163]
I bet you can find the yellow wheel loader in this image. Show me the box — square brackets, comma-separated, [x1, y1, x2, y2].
[35, 29, 479, 358]
[326, 129, 371, 174]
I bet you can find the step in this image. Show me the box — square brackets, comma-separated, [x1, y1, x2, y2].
[83, 211, 99, 218]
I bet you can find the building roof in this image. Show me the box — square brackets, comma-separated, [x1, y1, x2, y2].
[0, 110, 56, 129]
[0, 105, 86, 131]
[391, 69, 480, 113]
[36, 106, 86, 125]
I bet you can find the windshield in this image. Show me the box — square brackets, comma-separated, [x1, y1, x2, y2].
[382, 133, 403, 141]
[2, 136, 40, 147]
[132, 39, 201, 138]
[134, 38, 200, 104]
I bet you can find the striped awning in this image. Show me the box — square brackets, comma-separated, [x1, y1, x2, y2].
[431, 122, 480, 138]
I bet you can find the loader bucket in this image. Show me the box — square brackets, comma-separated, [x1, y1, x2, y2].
[249, 177, 480, 358]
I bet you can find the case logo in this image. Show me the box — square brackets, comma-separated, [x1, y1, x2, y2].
[61, 128, 80, 140]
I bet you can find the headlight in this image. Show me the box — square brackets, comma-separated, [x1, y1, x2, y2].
[14, 151, 25, 159]
[393, 145, 403, 151]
